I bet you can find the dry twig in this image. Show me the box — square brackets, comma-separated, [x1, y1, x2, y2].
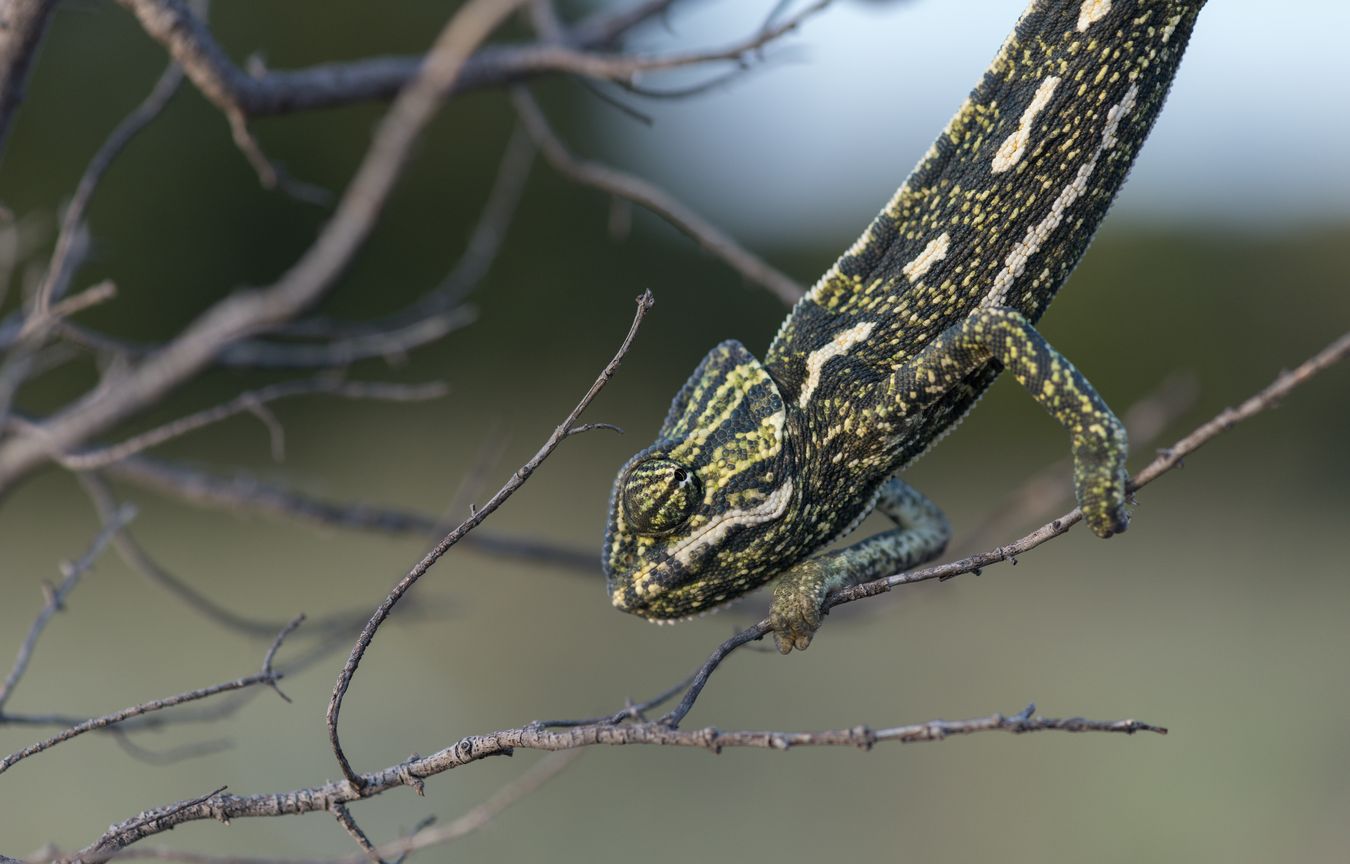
[0, 615, 303, 777]
[513, 88, 804, 305]
[0, 0, 523, 496]
[0, 503, 136, 713]
[325, 290, 656, 785]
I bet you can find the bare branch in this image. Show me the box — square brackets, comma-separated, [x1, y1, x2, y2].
[658, 330, 1350, 726]
[0, 0, 59, 156]
[46, 312, 1342, 863]
[110, 0, 827, 119]
[0, 615, 303, 777]
[0, 0, 528, 496]
[958, 371, 1199, 554]
[512, 88, 804, 306]
[74, 702, 1155, 858]
[26, 61, 183, 326]
[47, 120, 528, 372]
[0, 502, 136, 713]
[50, 377, 446, 471]
[100, 454, 598, 570]
[325, 290, 655, 785]
[329, 804, 383, 864]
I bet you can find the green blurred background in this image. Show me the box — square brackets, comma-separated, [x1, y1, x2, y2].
[1, 0, 1347, 860]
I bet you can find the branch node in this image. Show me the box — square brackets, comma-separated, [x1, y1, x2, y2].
[851, 724, 877, 750]
[397, 759, 427, 797]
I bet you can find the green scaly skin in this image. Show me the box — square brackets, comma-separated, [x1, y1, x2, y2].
[604, 0, 1206, 653]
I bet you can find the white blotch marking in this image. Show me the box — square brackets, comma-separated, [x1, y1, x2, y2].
[982, 82, 1139, 308]
[797, 321, 877, 409]
[991, 76, 1061, 174]
[901, 232, 951, 282]
[1076, 0, 1112, 32]
[628, 480, 796, 599]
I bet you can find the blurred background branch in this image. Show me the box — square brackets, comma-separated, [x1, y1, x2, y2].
[0, 0, 1346, 861]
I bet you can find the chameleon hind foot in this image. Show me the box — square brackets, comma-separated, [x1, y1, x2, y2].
[769, 478, 950, 654]
[770, 559, 832, 654]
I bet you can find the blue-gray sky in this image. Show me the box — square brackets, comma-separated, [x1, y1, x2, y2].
[594, 0, 1350, 244]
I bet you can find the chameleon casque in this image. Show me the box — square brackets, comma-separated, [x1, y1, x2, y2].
[604, 0, 1205, 653]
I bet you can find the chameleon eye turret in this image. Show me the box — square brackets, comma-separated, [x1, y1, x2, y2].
[604, 0, 1206, 652]
[621, 457, 702, 536]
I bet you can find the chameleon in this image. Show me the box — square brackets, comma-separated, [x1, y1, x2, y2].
[603, 0, 1206, 654]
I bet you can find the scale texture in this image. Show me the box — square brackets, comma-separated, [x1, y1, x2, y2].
[604, 0, 1206, 652]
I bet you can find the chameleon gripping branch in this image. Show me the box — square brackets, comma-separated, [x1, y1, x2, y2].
[604, 0, 1208, 653]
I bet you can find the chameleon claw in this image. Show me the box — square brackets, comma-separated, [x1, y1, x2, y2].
[770, 563, 829, 654]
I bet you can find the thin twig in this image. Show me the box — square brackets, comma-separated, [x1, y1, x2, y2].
[958, 371, 1199, 554]
[330, 804, 384, 864]
[279, 120, 535, 342]
[111, 0, 827, 118]
[101, 454, 599, 569]
[0, 615, 302, 777]
[75, 701, 1156, 857]
[51, 378, 446, 471]
[657, 330, 1350, 726]
[325, 290, 655, 785]
[26, 61, 184, 326]
[76, 471, 381, 640]
[512, 88, 804, 306]
[0, 0, 529, 497]
[0, 503, 136, 713]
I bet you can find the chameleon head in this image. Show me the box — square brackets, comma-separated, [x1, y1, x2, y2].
[603, 340, 799, 621]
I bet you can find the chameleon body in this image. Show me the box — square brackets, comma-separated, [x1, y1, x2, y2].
[604, 0, 1206, 653]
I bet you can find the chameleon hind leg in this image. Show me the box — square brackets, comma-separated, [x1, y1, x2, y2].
[771, 477, 950, 654]
[891, 306, 1130, 538]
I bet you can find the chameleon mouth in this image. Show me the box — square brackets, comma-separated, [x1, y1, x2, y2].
[622, 479, 794, 605]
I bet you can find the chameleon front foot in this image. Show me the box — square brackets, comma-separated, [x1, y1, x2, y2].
[1072, 425, 1130, 538]
[770, 560, 832, 654]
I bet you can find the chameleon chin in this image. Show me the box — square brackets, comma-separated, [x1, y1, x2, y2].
[603, 0, 1206, 654]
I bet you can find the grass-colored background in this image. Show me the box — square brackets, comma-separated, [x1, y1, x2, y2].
[1, 1, 1347, 860]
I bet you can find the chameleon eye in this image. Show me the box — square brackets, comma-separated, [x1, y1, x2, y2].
[621, 457, 701, 536]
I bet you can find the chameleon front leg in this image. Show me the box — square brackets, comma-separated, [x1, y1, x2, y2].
[891, 306, 1130, 539]
[771, 478, 950, 654]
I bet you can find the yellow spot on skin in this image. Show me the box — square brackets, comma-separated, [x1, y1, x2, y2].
[901, 232, 951, 282]
[1079, 0, 1113, 33]
[991, 76, 1060, 174]
[1161, 13, 1182, 43]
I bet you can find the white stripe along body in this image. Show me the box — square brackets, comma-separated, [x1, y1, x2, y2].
[605, 0, 1206, 648]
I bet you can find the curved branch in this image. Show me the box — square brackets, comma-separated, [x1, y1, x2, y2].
[0, 0, 59, 157]
[111, 0, 828, 119]
[0, 615, 302, 777]
[512, 88, 804, 305]
[0, 0, 528, 497]
[325, 290, 655, 785]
